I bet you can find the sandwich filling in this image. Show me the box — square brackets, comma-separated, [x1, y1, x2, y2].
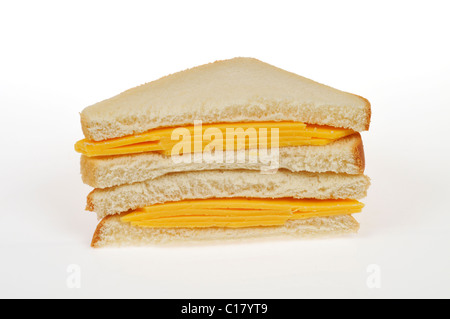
[75, 122, 355, 157]
[120, 198, 364, 228]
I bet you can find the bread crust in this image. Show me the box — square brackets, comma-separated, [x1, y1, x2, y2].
[353, 94, 372, 131]
[86, 190, 95, 212]
[353, 134, 366, 173]
[91, 215, 113, 247]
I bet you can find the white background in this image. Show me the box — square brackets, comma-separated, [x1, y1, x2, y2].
[1, 0, 449, 299]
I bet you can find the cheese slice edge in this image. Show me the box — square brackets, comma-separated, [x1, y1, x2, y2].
[120, 198, 364, 228]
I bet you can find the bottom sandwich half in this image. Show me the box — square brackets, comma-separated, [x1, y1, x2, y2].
[86, 170, 370, 248]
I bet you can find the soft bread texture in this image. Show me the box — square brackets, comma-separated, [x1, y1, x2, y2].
[81, 133, 365, 188]
[87, 170, 370, 218]
[81, 58, 371, 141]
[91, 214, 360, 248]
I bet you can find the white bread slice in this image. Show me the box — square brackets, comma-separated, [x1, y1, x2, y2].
[91, 214, 360, 248]
[81, 133, 365, 189]
[87, 170, 370, 219]
[81, 57, 371, 141]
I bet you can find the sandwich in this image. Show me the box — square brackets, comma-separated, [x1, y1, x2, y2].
[75, 57, 371, 247]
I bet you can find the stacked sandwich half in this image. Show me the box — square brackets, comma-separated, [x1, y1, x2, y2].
[75, 58, 371, 247]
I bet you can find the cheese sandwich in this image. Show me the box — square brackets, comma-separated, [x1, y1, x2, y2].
[74, 57, 371, 247]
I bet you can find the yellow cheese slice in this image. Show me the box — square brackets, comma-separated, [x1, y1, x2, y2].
[75, 122, 355, 157]
[130, 216, 289, 228]
[120, 198, 364, 228]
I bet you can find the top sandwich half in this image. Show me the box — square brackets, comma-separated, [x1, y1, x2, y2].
[75, 58, 371, 188]
[79, 57, 370, 143]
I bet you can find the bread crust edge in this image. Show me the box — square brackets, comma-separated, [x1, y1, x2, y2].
[352, 133, 366, 174]
[354, 94, 372, 131]
[91, 215, 112, 247]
